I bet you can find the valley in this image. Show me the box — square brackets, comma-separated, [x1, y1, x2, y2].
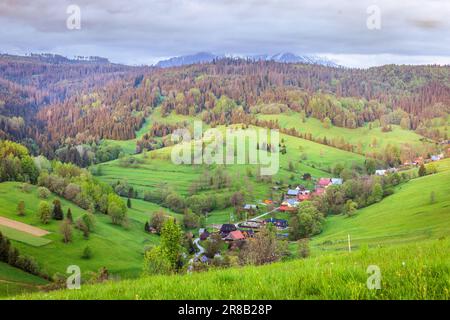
[0, 54, 449, 300]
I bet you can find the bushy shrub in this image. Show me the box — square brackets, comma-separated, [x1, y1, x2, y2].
[37, 186, 50, 199]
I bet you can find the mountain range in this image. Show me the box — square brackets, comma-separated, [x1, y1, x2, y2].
[155, 52, 339, 68]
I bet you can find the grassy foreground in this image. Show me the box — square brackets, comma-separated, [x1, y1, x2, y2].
[17, 239, 450, 300]
[0, 263, 48, 298]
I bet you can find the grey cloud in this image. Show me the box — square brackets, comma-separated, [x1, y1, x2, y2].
[0, 0, 449, 66]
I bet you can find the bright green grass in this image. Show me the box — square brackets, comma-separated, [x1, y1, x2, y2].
[427, 158, 450, 173]
[257, 112, 431, 153]
[0, 262, 48, 298]
[95, 125, 364, 197]
[125, 197, 183, 224]
[0, 182, 165, 278]
[18, 239, 450, 300]
[0, 225, 51, 247]
[312, 168, 450, 251]
[94, 126, 365, 223]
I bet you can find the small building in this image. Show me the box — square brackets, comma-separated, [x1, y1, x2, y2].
[297, 190, 311, 202]
[220, 224, 237, 236]
[313, 187, 326, 197]
[238, 221, 261, 229]
[285, 198, 299, 207]
[243, 204, 258, 211]
[286, 189, 300, 197]
[317, 178, 332, 188]
[225, 230, 246, 241]
[279, 205, 297, 212]
[241, 230, 255, 238]
[331, 178, 343, 186]
[413, 157, 424, 165]
[375, 169, 387, 176]
[431, 154, 442, 161]
[200, 230, 210, 241]
[264, 217, 288, 229]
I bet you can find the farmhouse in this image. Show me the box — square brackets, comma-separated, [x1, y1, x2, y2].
[243, 204, 258, 211]
[279, 204, 297, 212]
[313, 187, 326, 196]
[286, 198, 299, 207]
[238, 220, 261, 229]
[331, 178, 343, 185]
[431, 154, 443, 161]
[297, 190, 311, 202]
[317, 178, 332, 188]
[200, 230, 210, 241]
[375, 169, 387, 176]
[225, 230, 246, 241]
[220, 224, 237, 237]
[264, 217, 288, 229]
[286, 189, 300, 197]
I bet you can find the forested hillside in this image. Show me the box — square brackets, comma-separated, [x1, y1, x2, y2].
[1, 55, 449, 167]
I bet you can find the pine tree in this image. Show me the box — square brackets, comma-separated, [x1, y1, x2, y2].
[52, 199, 64, 220]
[127, 197, 132, 209]
[60, 220, 73, 244]
[66, 208, 73, 224]
[38, 201, 51, 224]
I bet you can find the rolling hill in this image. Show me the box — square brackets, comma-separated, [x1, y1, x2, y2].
[0, 182, 173, 279]
[312, 159, 450, 251]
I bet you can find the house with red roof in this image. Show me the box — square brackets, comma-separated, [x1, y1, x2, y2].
[297, 190, 311, 202]
[317, 178, 332, 188]
[225, 230, 246, 241]
[312, 187, 326, 197]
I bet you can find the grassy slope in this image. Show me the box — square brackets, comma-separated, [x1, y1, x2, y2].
[102, 107, 200, 155]
[257, 112, 431, 153]
[95, 126, 365, 224]
[0, 224, 51, 247]
[0, 182, 171, 278]
[0, 262, 48, 298]
[19, 239, 450, 300]
[312, 159, 450, 251]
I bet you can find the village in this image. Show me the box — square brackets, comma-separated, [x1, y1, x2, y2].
[189, 151, 447, 265]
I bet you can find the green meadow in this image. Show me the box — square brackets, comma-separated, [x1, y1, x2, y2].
[96, 126, 365, 196]
[0, 182, 166, 278]
[257, 112, 431, 153]
[0, 262, 48, 298]
[313, 160, 450, 251]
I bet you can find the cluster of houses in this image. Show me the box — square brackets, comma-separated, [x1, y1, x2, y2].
[279, 177, 343, 211]
[200, 216, 289, 244]
[402, 153, 445, 167]
[376, 153, 446, 176]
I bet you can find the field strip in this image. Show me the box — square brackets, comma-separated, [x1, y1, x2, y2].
[0, 216, 49, 236]
[0, 225, 52, 247]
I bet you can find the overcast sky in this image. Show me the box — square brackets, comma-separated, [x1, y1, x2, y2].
[1, 0, 449, 68]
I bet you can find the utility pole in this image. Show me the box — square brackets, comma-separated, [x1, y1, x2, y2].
[348, 234, 352, 253]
